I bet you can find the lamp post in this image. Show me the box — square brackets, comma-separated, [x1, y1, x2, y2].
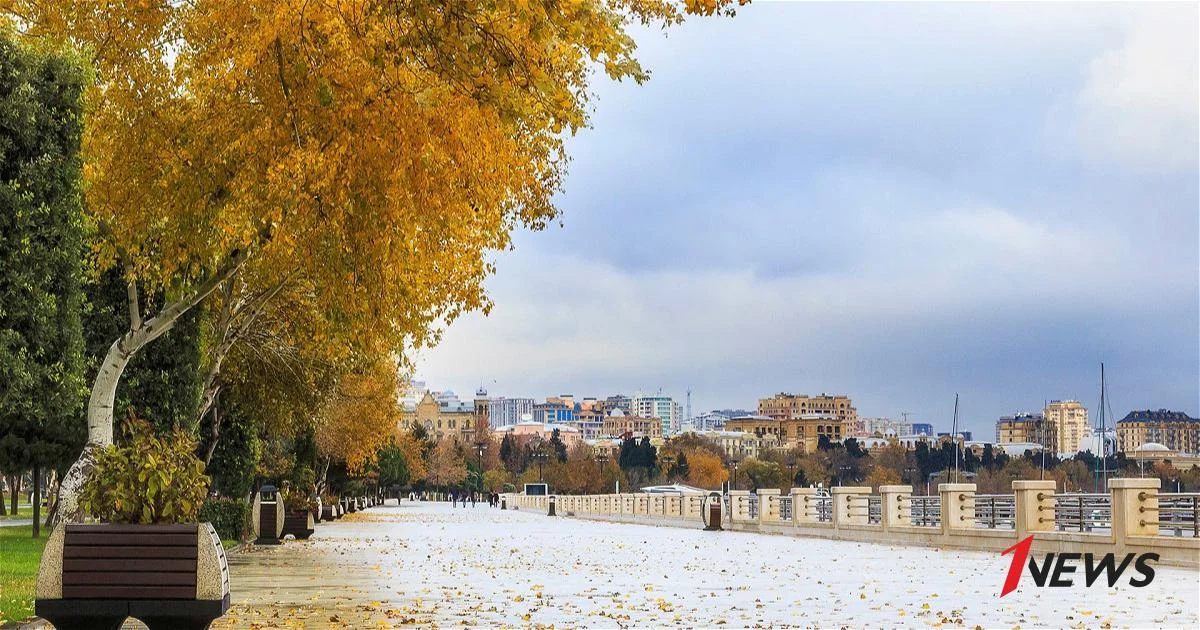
[787, 462, 797, 489]
[533, 449, 547, 482]
[837, 465, 851, 487]
[904, 466, 918, 486]
[730, 458, 741, 492]
[661, 454, 676, 484]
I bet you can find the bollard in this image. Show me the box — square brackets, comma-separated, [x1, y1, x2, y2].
[548, 495, 557, 517]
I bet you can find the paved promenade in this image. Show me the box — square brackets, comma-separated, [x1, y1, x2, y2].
[203, 500, 1197, 628]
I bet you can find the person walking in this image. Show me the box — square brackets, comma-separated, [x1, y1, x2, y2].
[470, 492, 476, 507]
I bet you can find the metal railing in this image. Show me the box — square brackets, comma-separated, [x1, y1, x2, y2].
[747, 494, 759, 519]
[910, 495, 941, 527]
[803, 495, 832, 522]
[867, 496, 882, 524]
[779, 496, 793, 521]
[1047, 493, 1111, 532]
[1147, 493, 1200, 537]
[971, 494, 1016, 529]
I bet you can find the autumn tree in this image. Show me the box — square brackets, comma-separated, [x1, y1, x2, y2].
[427, 438, 468, 490]
[685, 450, 728, 490]
[313, 362, 402, 483]
[4, 0, 743, 523]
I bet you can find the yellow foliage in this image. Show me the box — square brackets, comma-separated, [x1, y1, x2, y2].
[685, 449, 728, 490]
[1, 0, 743, 374]
[313, 361, 402, 474]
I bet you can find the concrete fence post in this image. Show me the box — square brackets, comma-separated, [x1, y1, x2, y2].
[759, 489, 781, 524]
[683, 493, 702, 519]
[879, 485, 913, 530]
[832, 486, 870, 527]
[729, 490, 750, 525]
[1014, 480, 1056, 539]
[1111, 478, 1160, 539]
[791, 488, 817, 525]
[939, 483, 977, 533]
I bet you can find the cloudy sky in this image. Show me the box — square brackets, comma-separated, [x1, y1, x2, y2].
[413, 2, 1199, 438]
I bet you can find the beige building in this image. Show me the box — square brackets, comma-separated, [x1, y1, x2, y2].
[601, 409, 663, 439]
[725, 413, 843, 453]
[402, 391, 487, 444]
[1044, 400, 1089, 455]
[687, 429, 779, 461]
[996, 413, 1056, 453]
[1117, 409, 1200, 454]
[758, 393, 857, 438]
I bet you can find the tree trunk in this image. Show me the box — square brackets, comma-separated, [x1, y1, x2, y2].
[202, 392, 222, 467]
[0, 478, 6, 516]
[32, 465, 40, 538]
[43, 469, 59, 528]
[55, 248, 254, 525]
[10, 474, 19, 515]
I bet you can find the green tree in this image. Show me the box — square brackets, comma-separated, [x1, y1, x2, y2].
[0, 31, 88, 536]
[549, 429, 568, 463]
[377, 439, 414, 491]
[668, 452, 690, 481]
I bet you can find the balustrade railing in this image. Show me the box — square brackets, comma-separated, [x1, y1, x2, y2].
[910, 495, 940, 527]
[1049, 493, 1111, 533]
[971, 494, 1016, 529]
[1148, 493, 1200, 537]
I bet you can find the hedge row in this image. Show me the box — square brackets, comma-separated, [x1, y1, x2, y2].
[198, 497, 252, 542]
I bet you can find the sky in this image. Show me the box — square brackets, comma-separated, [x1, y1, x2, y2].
[412, 2, 1199, 439]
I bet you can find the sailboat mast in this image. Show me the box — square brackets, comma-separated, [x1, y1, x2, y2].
[952, 393, 960, 483]
[1097, 362, 1109, 493]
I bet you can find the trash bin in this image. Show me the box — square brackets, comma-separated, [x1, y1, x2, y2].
[254, 484, 285, 545]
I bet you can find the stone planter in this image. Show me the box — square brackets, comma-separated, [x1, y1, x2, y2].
[281, 510, 315, 540]
[36, 523, 230, 630]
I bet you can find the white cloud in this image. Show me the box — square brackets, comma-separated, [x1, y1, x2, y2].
[1050, 8, 1199, 172]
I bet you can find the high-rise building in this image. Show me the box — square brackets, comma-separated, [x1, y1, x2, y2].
[533, 400, 575, 423]
[996, 413, 1056, 452]
[1044, 400, 1089, 456]
[488, 397, 535, 429]
[758, 393, 858, 437]
[911, 423, 933, 436]
[605, 394, 632, 415]
[631, 393, 682, 436]
[859, 417, 913, 437]
[1116, 409, 1199, 454]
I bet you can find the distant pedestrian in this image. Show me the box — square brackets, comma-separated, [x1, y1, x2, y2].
[470, 492, 476, 507]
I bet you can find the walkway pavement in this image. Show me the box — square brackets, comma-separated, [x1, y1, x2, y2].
[196, 500, 1200, 628]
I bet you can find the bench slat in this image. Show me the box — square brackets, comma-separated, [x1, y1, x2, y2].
[64, 572, 196, 586]
[64, 546, 198, 559]
[65, 524, 197, 534]
[66, 533, 196, 547]
[64, 558, 196, 572]
[61, 585, 197, 600]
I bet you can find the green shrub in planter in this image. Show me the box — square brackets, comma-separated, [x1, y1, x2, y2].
[80, 418, 209, 523]
[198, 497, 252, 541]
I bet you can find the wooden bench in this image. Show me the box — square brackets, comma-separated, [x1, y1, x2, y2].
[37, 523, 230, 630]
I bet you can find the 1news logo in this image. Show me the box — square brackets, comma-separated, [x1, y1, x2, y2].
[999, 536, 1158, 597]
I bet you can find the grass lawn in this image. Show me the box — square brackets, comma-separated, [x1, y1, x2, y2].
[0, 525, 46, 625]
[0, 505, 34, 521]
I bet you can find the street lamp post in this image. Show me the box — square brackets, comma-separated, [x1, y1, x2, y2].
[533, 449, 547, 482]
[730, 458, 741, 492]
[838, 465, 851, 487]
[661, 454, 675, 484]
[904, 466, 918, 487]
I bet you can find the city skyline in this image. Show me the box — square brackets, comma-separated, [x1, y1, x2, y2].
[413, 3, 1198, 441]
